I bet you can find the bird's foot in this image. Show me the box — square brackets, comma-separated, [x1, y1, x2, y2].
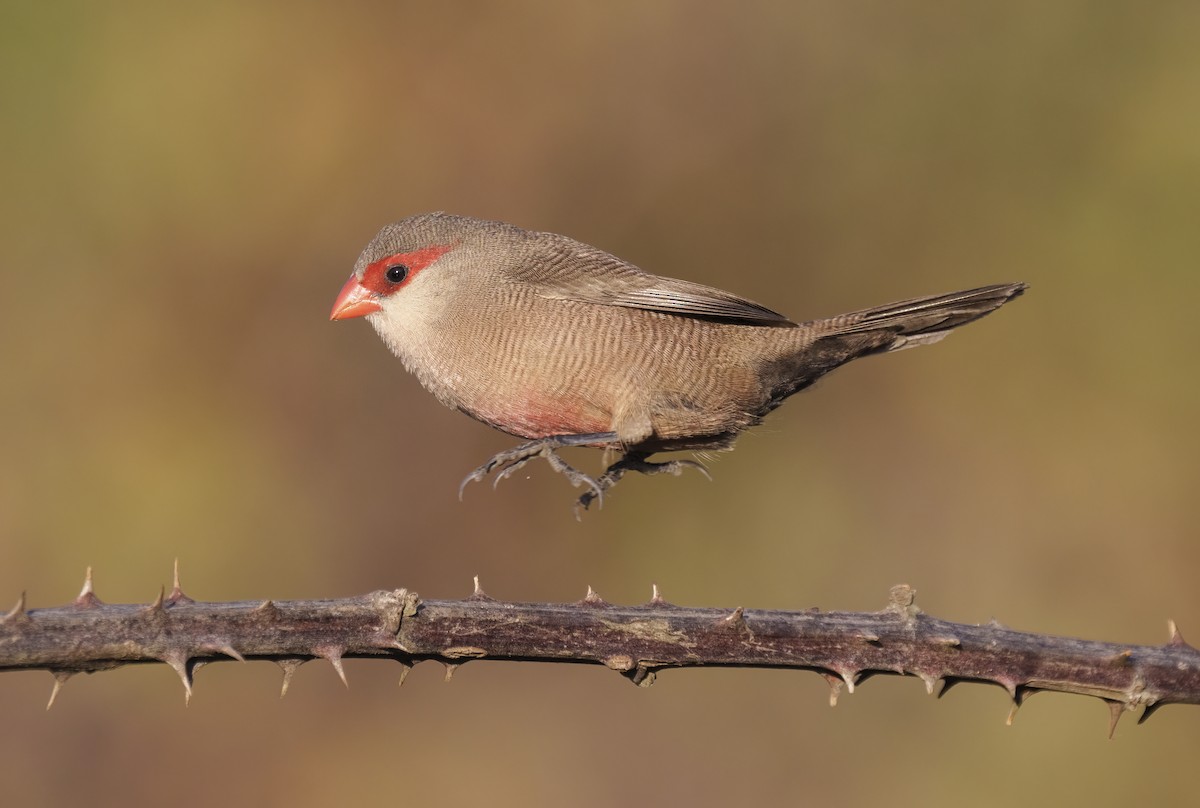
[458, 433, 620, 505]
[575, 452, 711, 514]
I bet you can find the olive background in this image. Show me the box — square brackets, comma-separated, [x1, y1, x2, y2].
[2, 2, 1198, 805]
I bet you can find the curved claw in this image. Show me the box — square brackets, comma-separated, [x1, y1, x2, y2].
[455, 435, 702, 514]
[458, 470, 486, 500]
[574, 452, 711, 512]
[660, 458, 712, 481]
[457, 433, 618, 503]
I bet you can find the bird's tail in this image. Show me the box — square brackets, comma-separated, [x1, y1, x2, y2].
[819, 282, 1028, 351]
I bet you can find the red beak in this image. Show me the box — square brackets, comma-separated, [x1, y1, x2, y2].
[330, 274, 382, 320]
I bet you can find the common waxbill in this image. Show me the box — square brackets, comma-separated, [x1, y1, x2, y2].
[331, 213, 1026, 510]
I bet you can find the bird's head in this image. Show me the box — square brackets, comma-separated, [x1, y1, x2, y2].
[330, 213, 463, 322]
[331, 212, 531, 327]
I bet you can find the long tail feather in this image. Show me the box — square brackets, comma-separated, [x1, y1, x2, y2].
[822, 282, 1028, 348]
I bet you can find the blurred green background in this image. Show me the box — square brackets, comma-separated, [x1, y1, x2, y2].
[2, 1, 1198, 805]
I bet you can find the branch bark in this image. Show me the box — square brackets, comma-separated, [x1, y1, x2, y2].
[3, 569, 1197, 736]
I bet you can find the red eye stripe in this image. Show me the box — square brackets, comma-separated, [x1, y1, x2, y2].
[361, 243, 453, 296]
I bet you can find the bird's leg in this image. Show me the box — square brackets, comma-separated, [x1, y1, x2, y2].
[575, 451, 712, 513]
[458, 433, 620, 503]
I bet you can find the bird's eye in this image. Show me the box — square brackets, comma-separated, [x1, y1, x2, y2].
[385, 264, 409, 283]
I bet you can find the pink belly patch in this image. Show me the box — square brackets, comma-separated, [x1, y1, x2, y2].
[468, 394, 612, 441]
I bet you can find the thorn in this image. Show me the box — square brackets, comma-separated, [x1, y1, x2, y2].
[856, 670, 882, 687]
[937, 677, 960, 699]
[1168, 619, 1191, 648]
[74, 567, 101, 608]
[821, 673, 844, 707]
[2, 591, 29, 624]
[167, 558, 193, 605]
[46, 670, 74, 710]
[315, 646, 348, 688]
[1108, 649, 1133, 667]
[649, 583, 666, 605]
[837, 669, 857, 694]
[254, 599, 280, 617]
[995, 677, 1019, 700]
[1106, 699, 1125, 739]
[1138, 701, 1165, 725]
[276, 659, 303, 698]
[443, 663, 459, 682]
[162, 650, 194, 705]
[856, 630, 881, 644]
[144, 586, 165, 613]
[932, 635, 962, 648]
[216, 645, 245, 663]
[581, 586, 607, 606]
[1005, 691, 1035, 726]
[917, 672, 938, 695]
[471, 575, 492, 600]
[330, 657, 348, 688]
[723, 606, 746, 627]
[396, 660, 413, 687]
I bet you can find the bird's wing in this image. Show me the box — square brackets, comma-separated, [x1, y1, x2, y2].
[515, 237, 795, 326]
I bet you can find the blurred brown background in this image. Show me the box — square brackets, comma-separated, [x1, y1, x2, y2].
[2, 2, 1198, 805]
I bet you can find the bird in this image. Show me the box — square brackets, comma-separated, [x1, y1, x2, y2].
[331, 213, 1026, 512]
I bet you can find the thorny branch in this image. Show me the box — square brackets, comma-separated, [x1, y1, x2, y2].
[2, 567, 1198, 737]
